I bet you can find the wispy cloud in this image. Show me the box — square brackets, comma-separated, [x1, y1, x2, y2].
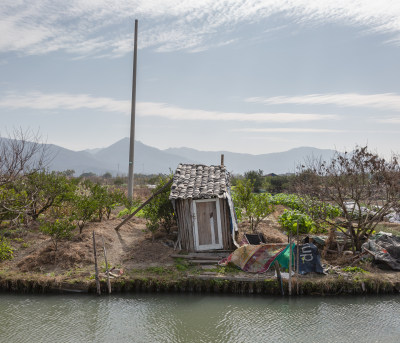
[232, 128, 346, 133]
[247, 93, 400, 111]
[138, 102, 337, 123]
[375, 117, 400, 124]
[0, 91, 337, 123]
[0, 91, 129, 113]
[1, 1, 400, 57]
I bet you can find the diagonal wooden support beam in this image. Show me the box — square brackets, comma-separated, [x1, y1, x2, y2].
[114, 178, 173, 231]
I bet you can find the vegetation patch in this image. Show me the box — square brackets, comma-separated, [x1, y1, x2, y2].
[0, 237, 14, 260]
[342, 266, 368, 274]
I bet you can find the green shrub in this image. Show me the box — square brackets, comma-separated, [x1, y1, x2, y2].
[0, 237, 14, 260]
[232, 180, 274, 231]
[39, 218, 75, 251]
[117, 205, 145, 218]
[143, 176, 175, 238]
[278, 209, 316, 235]
[271, 193, 341, 219]
[21, 171, 77, 220]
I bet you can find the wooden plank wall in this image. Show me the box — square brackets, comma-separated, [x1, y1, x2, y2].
[176, 198, 233, 252]
[176, 199, 194, 251]
[219, 198, 233, 250]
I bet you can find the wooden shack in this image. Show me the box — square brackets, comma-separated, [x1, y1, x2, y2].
[169, 164, 238, 252]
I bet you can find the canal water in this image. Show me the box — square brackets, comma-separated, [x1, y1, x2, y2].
[0, 293, 399, 343]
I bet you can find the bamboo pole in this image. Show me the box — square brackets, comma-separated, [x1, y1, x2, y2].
[288, 232, 292, 296]
[274, 260, 284, 296]
[92, 231, 101, 296]
[102, 235, 111, 294]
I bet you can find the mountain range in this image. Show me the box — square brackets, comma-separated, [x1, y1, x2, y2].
[37, 137, 335, 176]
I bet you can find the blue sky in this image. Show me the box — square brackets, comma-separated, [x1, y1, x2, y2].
[1, 1, 400, 155]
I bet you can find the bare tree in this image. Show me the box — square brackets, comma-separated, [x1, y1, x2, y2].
[0, 129, 49, 227]
[0, 128, 48, 186]
[294, 146, 400, 252]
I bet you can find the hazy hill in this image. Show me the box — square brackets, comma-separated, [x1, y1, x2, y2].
[1, 136, 336, 176]
[92, 138, 195, 175]
[46, 144, 114, 175]
[164, 146, 336, 174]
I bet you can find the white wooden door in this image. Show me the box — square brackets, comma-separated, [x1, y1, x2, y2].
[192, 199, 223, 251]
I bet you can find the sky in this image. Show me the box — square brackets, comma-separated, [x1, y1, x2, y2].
[1, 0, 400, 156]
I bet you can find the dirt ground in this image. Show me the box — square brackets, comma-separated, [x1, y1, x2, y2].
[1, 215, 176, 276]
[237, 205, 288, 244]
[1, 205, 400, 282]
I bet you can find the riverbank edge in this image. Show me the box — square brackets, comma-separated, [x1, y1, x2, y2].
[1, 272, 399, 296]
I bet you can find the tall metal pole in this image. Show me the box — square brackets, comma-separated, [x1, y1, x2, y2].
[128, 19, 138, 203]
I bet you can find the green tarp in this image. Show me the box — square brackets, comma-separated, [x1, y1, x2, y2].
[274, 243, 295, 270]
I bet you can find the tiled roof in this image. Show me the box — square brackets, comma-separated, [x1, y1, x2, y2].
[169, 164, 229, 199]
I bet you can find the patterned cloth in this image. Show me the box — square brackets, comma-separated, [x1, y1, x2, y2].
[219, 244, 286, 273]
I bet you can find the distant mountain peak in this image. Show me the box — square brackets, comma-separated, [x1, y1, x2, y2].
[40, 138, 336, 175]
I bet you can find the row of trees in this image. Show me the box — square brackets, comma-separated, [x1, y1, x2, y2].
[231, 170, 294, 194]
[0, 130, 129, 257]
[77, 172, 172, 187]
[0, 130, 176, 247]
[294, 146, 400, 251]
[2, 129, 399, 255]
[234, 146, 400, 253]
[1, 170, 126, 248]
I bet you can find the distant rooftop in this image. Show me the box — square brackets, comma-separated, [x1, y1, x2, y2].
[169, 164, 229, 200]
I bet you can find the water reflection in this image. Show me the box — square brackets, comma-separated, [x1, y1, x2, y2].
[0, 293, 399, 343]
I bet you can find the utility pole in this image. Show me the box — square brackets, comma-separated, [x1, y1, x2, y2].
[128, 19, 138, 202]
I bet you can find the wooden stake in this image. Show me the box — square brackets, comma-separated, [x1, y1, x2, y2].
[288, 232, 292, 296]
[220, 154, 224, 166]
[102, 235, 111, 294]
[92, 231, 101, 295]
[274, 260, 284, 296]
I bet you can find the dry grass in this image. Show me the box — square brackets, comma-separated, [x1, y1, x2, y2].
[2, 216, 176, 275]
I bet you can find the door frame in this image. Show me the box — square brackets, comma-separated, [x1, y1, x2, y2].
[192, 198, 223, 251]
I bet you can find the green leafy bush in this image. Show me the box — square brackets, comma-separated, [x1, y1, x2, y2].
[232, 180, 274, 231]
[117, 206, 145, 218]
[0, 186, 29, 225]
[72, 181, 127, 232]
[72, 186, 98, 234]
[278, 209, 316, 235]
[21, 170, 77, 220]
[143, 177, 175, 239]
[39, 218, 75, 251]
[1, 170, 78, 228]
[271, 193, 341, 219]
[0, 237, 14, 260]
[232, 179, 253, 220]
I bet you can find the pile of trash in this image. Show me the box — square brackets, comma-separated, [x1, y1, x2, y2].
[219, 233, 324, 275]
[362, 234, 400, 271]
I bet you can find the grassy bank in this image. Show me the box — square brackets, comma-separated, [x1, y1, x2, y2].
[1, 269, 399, 296]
